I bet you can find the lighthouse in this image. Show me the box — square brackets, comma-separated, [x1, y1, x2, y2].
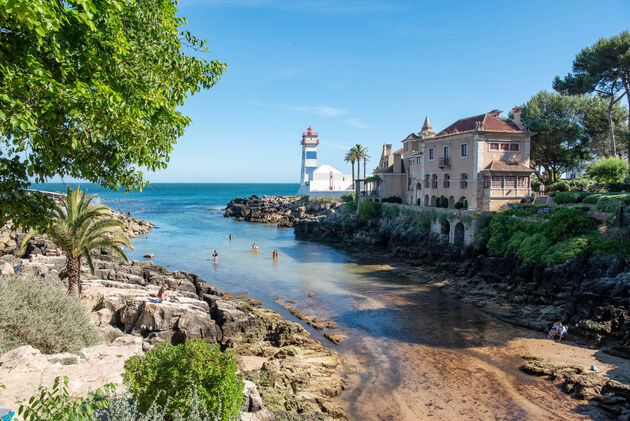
[297, 126, 319, 195]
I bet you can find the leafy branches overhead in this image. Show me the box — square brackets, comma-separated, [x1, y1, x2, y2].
[0, 0, 226, 228]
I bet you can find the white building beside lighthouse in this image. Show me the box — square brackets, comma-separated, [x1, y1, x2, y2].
[297, 127, 353, 198]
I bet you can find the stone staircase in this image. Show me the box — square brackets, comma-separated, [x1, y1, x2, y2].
[533, 195, 553, 205]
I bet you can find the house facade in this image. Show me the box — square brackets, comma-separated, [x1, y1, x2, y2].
[374, 144, 406, 200]
[387, 108, 533, 211]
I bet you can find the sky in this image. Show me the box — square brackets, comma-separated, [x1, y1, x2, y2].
[54, 0, 630, 183]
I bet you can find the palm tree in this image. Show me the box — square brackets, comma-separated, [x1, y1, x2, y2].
[353, 144, 369, 181]
[344, 150, 357, 188]
[21, 186, 132, 299]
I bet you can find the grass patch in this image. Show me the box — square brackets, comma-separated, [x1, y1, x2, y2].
[0, 275, 100, 354]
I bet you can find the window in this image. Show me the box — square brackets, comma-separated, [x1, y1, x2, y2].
[431, 175, 438, 189]
[417, 157, 422, 164]
[425, 174, 430, 188]
[500, 143, 509, 151]
[505, 176, 516, 188]
[491, 176, 503, 188]
[443, 145, 450, 158]
[510, 143, 520, 151]
[443, 174, 450, 188]
[484, 176, 490, 188]
[489, 143, 499, 151]
[460, 143, 468, 157]
[460, 173, 468, 188]
[518, 176, 529, 187]
[428, 148, 434, 160]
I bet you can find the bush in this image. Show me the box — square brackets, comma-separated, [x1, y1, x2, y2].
[595, 194, 630, 213]
[358, 200, 382, 222]
[0, 275, 100, 354]
[587, 156, 629, 185]
[606, 182, 630, 193]
[454, 202, 463, 209]
[382, 204, 400, 219]
[506, 231, 529, 253]
[516, 233, 552, 265]
[545, 236, 589, 266]
[547, 181, 570, 192]
[340, 193, 355, 203]
[18, 376, 113, 420]
[583, 193, 603, 204]
[543, 207, 597, 242]
[416, 210, 436, 232]
[381, 196, 402, 204]
[342, 201, 357, 213]
[123, 339, 243, 420]
[553, 191, 590, 204]
[567, 177, 596, 191]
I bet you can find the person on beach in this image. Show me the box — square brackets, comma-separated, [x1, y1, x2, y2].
[272, 249, 279, 260]
[212, 250, 218, 263]
[252, 243, 259, 254]
[548, 321, 562, 339]
[557, 325, 568, 342]
[127, 210, 131, 217]
[157, 284, 169, 302]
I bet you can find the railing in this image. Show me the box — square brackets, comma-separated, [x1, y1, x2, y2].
[438, 157, 450, 168]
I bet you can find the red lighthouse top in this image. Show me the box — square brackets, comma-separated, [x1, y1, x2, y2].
[307, 126, 313, 135]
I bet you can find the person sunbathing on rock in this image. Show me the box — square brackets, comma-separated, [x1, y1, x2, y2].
[548, 321, 562, 340]
[157, 284, 169, 303]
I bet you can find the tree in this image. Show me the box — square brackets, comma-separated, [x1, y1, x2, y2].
[580, 96, 628, 158]
[587, 156, 629, 185]
[521, 91, 591, 184]
[344, 150, 356, 188]
[1, 0, 225, 230]
[21, 186, 131, 299]
[554, 32, 630, 158]
[353, 144, 369, 181]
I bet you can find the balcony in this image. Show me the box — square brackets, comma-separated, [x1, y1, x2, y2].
[438, 157, 450, 168]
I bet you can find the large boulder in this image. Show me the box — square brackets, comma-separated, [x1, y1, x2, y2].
[212, 300, 261, 344]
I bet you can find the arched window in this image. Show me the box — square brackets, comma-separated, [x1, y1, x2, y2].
[431, 174, 438, 189]
[425, 174, 431, 188]
[431, 195, 436, 206]
[443, 174, 450, 188]
[425, 194, 430, 206]
[460, 173, 468, 189]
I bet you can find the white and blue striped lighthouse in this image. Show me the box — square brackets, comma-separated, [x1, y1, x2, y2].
[297, 126, 319, 195]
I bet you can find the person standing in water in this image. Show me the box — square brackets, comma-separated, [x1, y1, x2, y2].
[251, 243, 258, 254]
[272, 249, 279, 260]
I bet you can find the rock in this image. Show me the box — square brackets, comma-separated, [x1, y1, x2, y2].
[324, 332, 348, 344]
[0, 263, 14, 275]
[143, 253, 154, 259]
[212, 300, 261, 344]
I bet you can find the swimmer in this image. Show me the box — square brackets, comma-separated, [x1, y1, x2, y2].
[272, 249, 279, 260]
[251, 243, 259, 254]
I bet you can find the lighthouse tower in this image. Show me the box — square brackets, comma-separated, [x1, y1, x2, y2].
[297, 126, 319, 195]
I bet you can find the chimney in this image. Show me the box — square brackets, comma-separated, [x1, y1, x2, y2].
[383, 144, 391, 156]
[512, 107, 524, 131]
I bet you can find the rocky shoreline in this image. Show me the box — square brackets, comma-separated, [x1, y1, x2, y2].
[0, 214, 348, 420]
[224, 195, 341, 227]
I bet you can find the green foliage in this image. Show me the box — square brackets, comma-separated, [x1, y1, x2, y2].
[544, 207, 597, 242]
[123, 339, 243, 420]
[583, 193, 603, 204]
[520, 91, 591, 184]
[0, 0, 225, 229]
[566, 177, 596, 191]
[553, 191, 590, 203]
[595, 194, 630, 213]
[0, 275, 100, 354]
[340, 193, 355, 203]
[547, 181, 570, 192]
[382, 205, 400, 219]
[506, 231, 529, 253]
[437, 212, 448, 225]
[606, 182, 630, 192]
[358, 200, 382, 222]
[342, 201, 357, 213]
[460, 214, 474, 224]
[545, 236, 589, 266]
[453, 202, 463, 209]
[381, 196, 402, 204]
[587, 157, 629, 185]
[18, 376, 113, 421]
[21, 186, 132, 298]
[515, 233, 553, 265]
[486, 215, 544, 254]
[415, 210, 436, 232]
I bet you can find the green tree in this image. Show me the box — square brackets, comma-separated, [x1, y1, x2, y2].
[580, 96, 628, 158]
[21, 186, 131, 299]
[587, 156, 629, 185]
[123, 339, 243, 420]
[1, 0, 225, 230]
[353, 144, 369, 180]
[554, 32, 630, 158]
[520, 91, 591, 184]
[344, 149, 357, 188]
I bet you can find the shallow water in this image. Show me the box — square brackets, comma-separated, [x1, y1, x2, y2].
[32, 183, 594, 420]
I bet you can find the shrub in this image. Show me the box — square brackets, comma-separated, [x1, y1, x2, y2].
[454, 202, 463, 209]
[553, 191, 590, 204]
[547, 181, 570, 192]
[606, 182, 630, 193]
[583, 193, 603, 204]
[516, 233, 552, 265]
[18, 376, 113, 420]
[545, 236, 589, 266]
[507, 231, 529, 253]
[342, 201, 357, 213]
[358, 200, 382, 222]
[0, 275, 100, 354]
[381, 196, 402, 204]
[543, 207, 597, 242]
[416, 210, 435, 232]
[463, 200, 469, 209]
[587, 156, 629, 185]
[340, 193, 355, 203]
[382, 205, 400, 219]
[595, 195, 630, 213]
[123, 339, 243, 420]
[567, 177, 596, 192]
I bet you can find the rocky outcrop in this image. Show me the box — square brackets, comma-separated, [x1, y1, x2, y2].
[225, 195, 341, 227]
[521, 357, 630, 419]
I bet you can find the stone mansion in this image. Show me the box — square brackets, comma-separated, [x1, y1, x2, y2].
[374, 108, 534, 211]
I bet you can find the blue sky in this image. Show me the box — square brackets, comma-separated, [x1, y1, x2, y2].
[61, 0, 630, 183]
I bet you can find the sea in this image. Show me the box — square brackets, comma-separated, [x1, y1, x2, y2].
[30, 182, 569, 419]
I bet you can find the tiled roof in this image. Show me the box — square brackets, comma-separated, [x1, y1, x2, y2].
[402, 133, 420, 141]
[436, 111, 522, 136]
[483, 160, 534, 173]
[380, 160, 406, 173]
[393, 148, 404, 155]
